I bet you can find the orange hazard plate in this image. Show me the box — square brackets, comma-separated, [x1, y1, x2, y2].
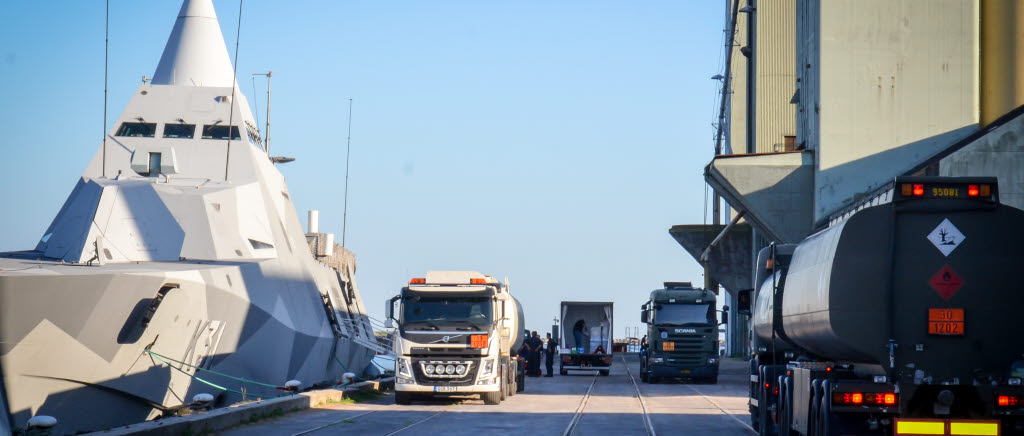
[928, 321, 964, 335]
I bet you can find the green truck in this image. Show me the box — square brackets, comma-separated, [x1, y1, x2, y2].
[639, 282, 722, 384]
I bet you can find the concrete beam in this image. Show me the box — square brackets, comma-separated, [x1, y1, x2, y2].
[669, 223, 753, 295]
[705, 151, 813, 243]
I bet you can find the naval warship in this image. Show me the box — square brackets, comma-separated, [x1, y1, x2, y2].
[0, 0, 377, 433]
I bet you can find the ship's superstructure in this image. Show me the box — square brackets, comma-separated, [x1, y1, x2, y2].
[0, 0, 375, 433]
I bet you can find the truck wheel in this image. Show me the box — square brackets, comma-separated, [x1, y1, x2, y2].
[818, 380, 831, 436]
[640, 371, 649, 383]
[600, 370, 610, 376]
[499, 366, 508, 400]
[517, 374, 525, 392]
[650, 376, 660, 384]
[395, 391, 413, 405]
[708, 375, 719, 384]
[482, 389, 502, 405]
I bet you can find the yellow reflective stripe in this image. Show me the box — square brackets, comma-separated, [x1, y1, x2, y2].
[896, 420, 946, 435]
[949, 422, 999, 436]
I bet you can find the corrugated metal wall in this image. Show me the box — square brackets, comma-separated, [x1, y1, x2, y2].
[755, 0, 796, 153]
[727, 0, 796, 155]
[728, 0, 748, 155]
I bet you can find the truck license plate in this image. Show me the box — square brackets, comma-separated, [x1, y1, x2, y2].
[434, 386, 457, 393]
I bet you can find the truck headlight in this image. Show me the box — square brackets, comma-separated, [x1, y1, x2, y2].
[708, 357, 717, 364]
[480, 359, 495, 377]
[649, 357, 664, 364]
[397, 358, 412, 377]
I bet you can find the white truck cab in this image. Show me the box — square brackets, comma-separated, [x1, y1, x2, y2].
[386, 271, 525, 405]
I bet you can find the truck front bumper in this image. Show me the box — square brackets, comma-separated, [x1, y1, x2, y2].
[395, 377, 500, 393]
[647, 363, 719, 379]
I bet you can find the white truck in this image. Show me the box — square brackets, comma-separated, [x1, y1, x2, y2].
[559, 301, 614, 376]
[385, 271, 525, 405]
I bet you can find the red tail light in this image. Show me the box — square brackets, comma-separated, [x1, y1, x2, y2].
[998, 395, 1021, 407]
[884, 393, 896, 405]
[968, 185, 980, 197]
[833, 392, 897, 406]
[562, 355, 570, 363]
[913, 184, 925, 196]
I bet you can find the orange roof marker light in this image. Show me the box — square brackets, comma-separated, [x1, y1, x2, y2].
[470, 278, 486, 285]
[410, 278, 426, 284]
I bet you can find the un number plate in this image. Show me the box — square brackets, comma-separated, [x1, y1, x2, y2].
[434, 386, 457, 393]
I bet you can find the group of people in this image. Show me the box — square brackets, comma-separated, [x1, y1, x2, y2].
[518, 330, 557, 377]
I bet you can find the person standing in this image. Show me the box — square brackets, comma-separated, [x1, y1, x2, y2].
[526, 331, 543, 377]
[572, 319, 587, 352]
[544, 332, 556, 377]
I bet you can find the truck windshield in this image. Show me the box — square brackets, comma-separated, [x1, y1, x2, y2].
[402, 296, 492, 330]
[655, 303, 712, 325]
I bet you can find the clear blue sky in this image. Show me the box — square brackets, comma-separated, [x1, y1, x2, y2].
[0, 1, 726, 337]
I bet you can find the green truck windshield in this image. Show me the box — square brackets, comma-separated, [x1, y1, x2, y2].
[402, 296, 492, 330]
[656, 303, 712, 325]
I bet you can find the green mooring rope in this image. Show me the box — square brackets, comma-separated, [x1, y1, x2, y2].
[146, 350, 269, 398]
[145, 349, 282, 391]
[334, 354, 367, 384]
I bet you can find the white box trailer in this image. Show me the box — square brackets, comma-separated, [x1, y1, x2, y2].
[559, 301, 613, 376]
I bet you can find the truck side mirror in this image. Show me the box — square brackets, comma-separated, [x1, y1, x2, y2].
[640, 310, 648, 324]
[721, 310, 728, 325]
[737, 289, 752, 316]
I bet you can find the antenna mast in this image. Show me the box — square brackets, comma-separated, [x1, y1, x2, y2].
[342, 98, 353, 248]
[102, 0, 109, 178]
[224, 0, 244, 181]
[252, 71, 272, 155]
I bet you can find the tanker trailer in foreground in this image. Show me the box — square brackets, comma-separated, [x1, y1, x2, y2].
[741, 177, 1024, 436]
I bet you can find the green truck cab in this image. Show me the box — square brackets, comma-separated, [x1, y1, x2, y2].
[639, 282, 722, 384]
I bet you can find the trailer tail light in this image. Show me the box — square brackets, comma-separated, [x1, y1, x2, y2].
[562, 355, 571, 364]
[997, 395, 1021, 407]
[470, 278, 486, 284]
[968, 185, 980, 197]
[913, 184, 925, 196]
[833, 392, 897, 406]
[601, 356, 612, 365]
[470, 335, 488, 348]
[409, 278, 426, 284]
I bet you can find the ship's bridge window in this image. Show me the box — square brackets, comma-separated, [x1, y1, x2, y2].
[202, 125, 241, 140]
[115, 122, 157, 137]
[163, 123, 196, 139]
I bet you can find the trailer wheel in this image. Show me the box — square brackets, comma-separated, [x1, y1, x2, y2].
[600, 370, 610, 376]
[818, 380, 831, 436]
[779, 375, 793, 436]
[395, 391, 413, 405]
[809, 379, 822, 436]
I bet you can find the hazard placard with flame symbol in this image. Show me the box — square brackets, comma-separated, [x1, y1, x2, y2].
[928, 264, 964, 300]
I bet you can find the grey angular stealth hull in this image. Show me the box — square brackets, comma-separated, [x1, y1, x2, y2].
[0, 251, 373, 433]
[0, 0, 376, 433]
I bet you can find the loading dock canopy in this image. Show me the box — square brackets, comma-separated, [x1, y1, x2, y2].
[705, 151, 814, 244]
